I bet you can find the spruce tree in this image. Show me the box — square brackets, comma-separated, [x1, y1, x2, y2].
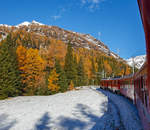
[91, 58, 96, 85]
[64, 43, 76, 86]
[96, 58, 102, 85]
[77, 57, 86, 86]
[0, 35, 22, 99]
[73, 55, 78, 86]
[55, 59, 68, 92]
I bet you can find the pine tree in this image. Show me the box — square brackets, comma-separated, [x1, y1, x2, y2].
[0, 35, 22, 99]
[77, 57, 86, 86]
[90, 58, 96, 85]
[55, 59, 68, 92]
[73, 55, 78, 86]
[64, 43, 76, 86]
[96, 57, 103, 85]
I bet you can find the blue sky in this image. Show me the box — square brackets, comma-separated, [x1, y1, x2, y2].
[0, 0, 146, 59]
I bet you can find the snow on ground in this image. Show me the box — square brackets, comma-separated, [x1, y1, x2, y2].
[0, 87, 143, 130]
[0, 88, 107, 130]
[95, 88, 143, 130]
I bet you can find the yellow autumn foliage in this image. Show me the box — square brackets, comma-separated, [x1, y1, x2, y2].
[68, 80, 74, 91]
[48, 68, 60, 92]
[16, 46, 46, 94]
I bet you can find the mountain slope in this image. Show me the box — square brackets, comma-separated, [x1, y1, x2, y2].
[0, 20, 119, 59]
[126, 55, 146, 69]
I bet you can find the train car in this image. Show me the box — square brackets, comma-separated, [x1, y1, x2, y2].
[100, 78, 120, 93]
[137, 0, 150, 129]
[100, 1, 150, 129]
[134, 62, 150, 130]
[100, 68, 149, 129]
[101, 75, 134, 100]
[119, 75, 134, 101]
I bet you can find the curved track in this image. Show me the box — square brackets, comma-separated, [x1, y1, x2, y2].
[92, 88, 143, 130]
[92, 89, 125, 130]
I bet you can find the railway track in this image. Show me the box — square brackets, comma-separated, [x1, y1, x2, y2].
[91, 88, 125, 130]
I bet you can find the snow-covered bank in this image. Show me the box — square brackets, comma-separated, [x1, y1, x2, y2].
[0, 87, 143, 130]
[0, 88, 108, 130]
[95, 88, 143, 130]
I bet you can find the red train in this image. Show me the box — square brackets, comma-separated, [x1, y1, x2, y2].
[100, 1, 150, 129]
[100, 62, 149, 129]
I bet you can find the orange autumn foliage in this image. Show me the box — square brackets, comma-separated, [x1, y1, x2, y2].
[68, 80, 74, 91]
[104, 61, 112, 75]
[16, 45, 27, 71]
[16, 46, 46, 94]
[47, 39, 67, 67]
[48, 68, 60, 92]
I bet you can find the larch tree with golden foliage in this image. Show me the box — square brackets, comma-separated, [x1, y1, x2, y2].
[17, 47, 45, 95]
[46, 39, 67, 68]
[48, 68, 60, 93]
[16, 45, 27, 84]
[68, 80, 74, 91]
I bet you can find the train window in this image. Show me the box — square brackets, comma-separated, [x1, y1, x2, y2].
[136, 80, 138, 93]
[145, 92, 148, 107]
[141, 77, 145, 104]
[141, 77, 143, 89]
[136, 80, 139, 93]
[139, 79, 141, 93]
[138, 79, 141, 96]
[143, 75, 147, 90]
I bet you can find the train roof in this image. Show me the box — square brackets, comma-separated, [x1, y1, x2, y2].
[101, 74, 134, 81]
[101, 60, 147, 82]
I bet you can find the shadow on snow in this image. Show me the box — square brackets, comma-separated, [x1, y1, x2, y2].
[0, 114, 16, 130]
[0, 88, 143, 130]
[35, 112, 51, 130]
[58, 102, 113, 130]
[34, 101, 110, 130]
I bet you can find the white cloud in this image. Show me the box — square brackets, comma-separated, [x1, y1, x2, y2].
[81, 0, 86, 4]
[93, 0, 106, 3]
[93, 0, 100, 4]
[81, 0, 106, 11]
[51, 8, 66, 20]
[51, 15, 61, 20]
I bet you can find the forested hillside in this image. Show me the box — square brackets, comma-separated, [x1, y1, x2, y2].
[0, 25, 132, 99]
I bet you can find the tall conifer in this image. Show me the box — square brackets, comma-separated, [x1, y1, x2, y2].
[77, 57, 86, 86]
[90, 58, 96, 85]
[55, 59, 68, 92]
[64, 43, 76, 85]
[0, 35, 22, 99]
